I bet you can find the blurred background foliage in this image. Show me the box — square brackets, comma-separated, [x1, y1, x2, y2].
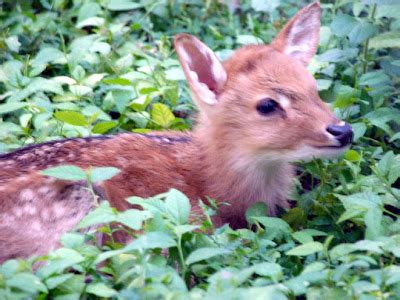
[1, 0, 400, 299]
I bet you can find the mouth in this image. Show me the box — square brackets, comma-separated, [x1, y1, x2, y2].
[315, 144, 351, 150]
[281, 143, 351, 163]
[311, 144, 351, 159]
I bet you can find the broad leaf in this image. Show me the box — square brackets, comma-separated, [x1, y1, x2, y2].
[286, 242, 324, 256]
[41, 165, 87, 181]
[186, 247, 230, 265]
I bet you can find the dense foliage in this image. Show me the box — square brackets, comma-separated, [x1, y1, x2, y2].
[1, 0, 400, 299]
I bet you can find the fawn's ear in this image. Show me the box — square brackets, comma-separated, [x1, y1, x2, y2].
[271, 1, 321, 66]
[174, 34, 227, 112]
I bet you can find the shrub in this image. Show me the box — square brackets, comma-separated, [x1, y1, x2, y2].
[0, 0, 399, 299]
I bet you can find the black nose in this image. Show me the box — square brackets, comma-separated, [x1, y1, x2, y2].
[326, 123, 353, 147]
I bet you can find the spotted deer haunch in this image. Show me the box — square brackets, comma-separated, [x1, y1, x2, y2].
[0, 1, 352, 261]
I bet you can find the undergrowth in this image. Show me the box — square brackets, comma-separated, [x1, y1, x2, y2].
[0, 0, 400, 299]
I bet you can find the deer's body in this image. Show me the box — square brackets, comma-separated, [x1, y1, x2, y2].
[0, 2, 353, 262]
[0, 131, 292, 260]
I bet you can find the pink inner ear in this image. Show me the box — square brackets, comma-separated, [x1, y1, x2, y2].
[183, 42, 219, 93]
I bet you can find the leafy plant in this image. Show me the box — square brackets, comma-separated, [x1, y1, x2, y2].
[1, 0, 399, 299]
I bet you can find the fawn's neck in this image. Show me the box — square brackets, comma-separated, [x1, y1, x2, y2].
[192, 125, 293, 226]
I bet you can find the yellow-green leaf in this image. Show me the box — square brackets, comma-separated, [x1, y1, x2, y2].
[151, 103, 175, 128]
[54, 111, 88, 126]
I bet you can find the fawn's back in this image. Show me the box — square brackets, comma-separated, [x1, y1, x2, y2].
[0, 2, 352, 261]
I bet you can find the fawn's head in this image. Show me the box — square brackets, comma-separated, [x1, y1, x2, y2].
[175, 2, 352, 163]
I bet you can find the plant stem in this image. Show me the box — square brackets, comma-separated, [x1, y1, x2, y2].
[177, 235, 188, 284]
[362, 4, 377, 74]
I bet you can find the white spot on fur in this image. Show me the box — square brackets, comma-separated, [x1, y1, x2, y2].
[15, 176, 29, 183]
[31, 221, 42, 231]
[43, 177, 57, 184]
[20, 189, 36, 202]
[117, 157, 129, 165]
[40, 210, 51, 220]
[38, 186, 51, 195]
[18, 153, 31, 160]
[13, 208, 23, 218]
[0, 213, 15, 224]
[52, 202, 67, 219]
[22, 205, 37, 215]
[67, 153, 76, 159]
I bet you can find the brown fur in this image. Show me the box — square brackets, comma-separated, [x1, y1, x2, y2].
[0, 2, 350, 262]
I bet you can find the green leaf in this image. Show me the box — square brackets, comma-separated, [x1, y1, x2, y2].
[116, 209, 147, 230]
[245, 202, 268, 224]
[329, 243, 355, 260]
[319, 48, 358, 62]
[103, 78, 132, 86]
[0, 102, 27, 114]
[336, 192, 384, 239]
[151, 103, 175, 128]
[348, 21, 377, 45]
[127, 112, 150, 128]
[0, 259, 20, 277]
[76, 201, 117, 229]
[252, 216, 291, 240]
[6, 273, 47, 294]
[106, 0, 143, 11]
[369, 31, 400, 49]
[236, 35, 263, 45]
[306, 287, 348, 300]
[388, 159, 400, 184]
[174, 224, 199, 236]
[336, 192, 382, 212]
[345, 150, 361, 161]
[92, 121, 118, 134]
[5, 36, 21, 52]
[186, 247, 230, 265]
[165, 189, 191, 225]
[378, 151, 395, 175]
[41, 165, 87, 181]
[351, 123, 367, 141]
[253, 262, 283, 281]
[54, 111, 88, 126]
[365, 208, 383, 240]
[32, 47, 65, 68]
[317, 79, 332, 91]
[337, 208, 364, 223]
[127, 196, 169, 217]
[390, 132, 400, 142]
[251, 0, 280, 12]
[60, 232, 85, 248]
[125, 232, 176, 250]
[365, 108, 400, 133]
[292, 232, 314, 244]
[165, 67, 185, 81]
[45, 274, 74, 289]
[37, 249, 84, 278]
[359, 71, 390, 86]
[89, 167, 120, 183]
[86, 283, 117, 297]
[77, 2, 101, 23]
[286, 242, 324, 256]
[330, 14, 358, 37]
[139, 86, 158, 95]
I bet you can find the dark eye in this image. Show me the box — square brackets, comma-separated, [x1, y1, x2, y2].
[256, 98, 279, 115]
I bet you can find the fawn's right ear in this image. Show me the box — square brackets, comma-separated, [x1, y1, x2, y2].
[174, 34, 227, 113]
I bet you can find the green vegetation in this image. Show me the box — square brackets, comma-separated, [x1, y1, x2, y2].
[1, 0, 400, 299]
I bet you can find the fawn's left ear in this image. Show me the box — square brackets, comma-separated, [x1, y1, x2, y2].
[271, 1, 321, 66]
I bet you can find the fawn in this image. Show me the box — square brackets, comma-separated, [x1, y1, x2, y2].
[0, 2, 352, 262]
